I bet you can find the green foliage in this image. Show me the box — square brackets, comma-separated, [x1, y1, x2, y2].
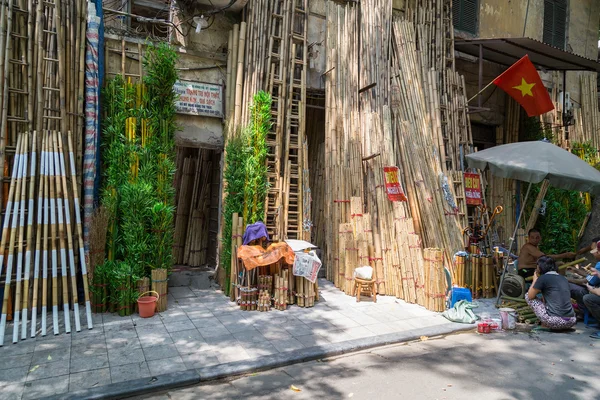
[221, 92, 272, 294]
[524, 184, 588, 254]
[108, 262, 141, 317]
[222, 134, 247, 293]
[571, 141, 600, 171]
[243, 91, 271, 224]
[100, 42, 179, 282]
[521, 116, 553, 142]
[522, 120, 590, 254]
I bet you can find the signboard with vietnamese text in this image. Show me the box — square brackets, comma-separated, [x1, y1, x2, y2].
[383, 166, 407, 202]
[173, 80, 223, 118]
[464, 172, 482, 205]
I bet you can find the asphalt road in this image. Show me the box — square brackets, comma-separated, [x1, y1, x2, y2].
[131, 327, 600, 400]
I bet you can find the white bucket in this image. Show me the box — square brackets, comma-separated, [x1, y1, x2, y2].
[499, 308, 517, 330]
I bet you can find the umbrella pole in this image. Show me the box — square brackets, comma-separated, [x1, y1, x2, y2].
[495, 182, 532, 305]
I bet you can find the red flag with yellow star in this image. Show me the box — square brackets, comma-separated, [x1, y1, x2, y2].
[493, 55, 554, 117]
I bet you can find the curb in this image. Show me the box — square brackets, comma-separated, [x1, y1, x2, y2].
[46, 322, 475, 400]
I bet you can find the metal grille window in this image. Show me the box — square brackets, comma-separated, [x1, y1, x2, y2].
[543, 0, 567, 49]
[453, 0, 478, 35]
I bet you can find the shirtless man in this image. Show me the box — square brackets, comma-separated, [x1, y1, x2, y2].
[517, 229, 576, 278]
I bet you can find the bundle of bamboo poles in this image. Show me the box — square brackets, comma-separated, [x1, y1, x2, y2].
[151, 268, 168, 313]
[273, 269, 288, 311]
[423, 248, 446, 312]
[0, 131, 92, 345]
[499, 296, 537, 325]
[572, 74, 600, 149]
[294, 276, 315, 308]
[390, 20, 464, 267]
[257, 290, 271, 311]
[173, 148, 216, 266]
[0, 0, 87, 212]
[222, 0, 310, 245]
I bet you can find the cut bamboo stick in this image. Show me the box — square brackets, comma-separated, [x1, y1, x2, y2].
[41, 133, 50, 336]
[48, 132, 59, 335]
[0, 134, 23, 346]
[31, 133, 46, 337]
[67, 131, 92, 329]
[21, 131, 37, 340]
[51, 131, 71, 333]
[57, 132, 80, 331]
[12, 133, 29, 343]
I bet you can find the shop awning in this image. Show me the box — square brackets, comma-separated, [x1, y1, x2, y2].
[454, 37, 600, 73]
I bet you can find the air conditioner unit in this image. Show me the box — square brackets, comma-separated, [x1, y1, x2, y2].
[558, 91, 572, 112]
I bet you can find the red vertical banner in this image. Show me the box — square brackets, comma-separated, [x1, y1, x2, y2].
[464, 173, 482, 205]
[383, 166, 407, 202]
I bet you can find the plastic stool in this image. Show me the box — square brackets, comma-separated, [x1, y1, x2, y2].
[450, 287, 472, 308]
[584, 309, 598, 327]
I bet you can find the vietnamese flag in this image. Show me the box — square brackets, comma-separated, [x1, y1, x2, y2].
[493, 55, 554, 117]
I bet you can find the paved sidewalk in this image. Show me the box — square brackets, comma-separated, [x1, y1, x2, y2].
[0, 279, 469, 399]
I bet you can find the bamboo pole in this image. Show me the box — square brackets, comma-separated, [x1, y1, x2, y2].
[31, 133, 46, 337]
[57, 132, 81, 331]
[230, 24, 239, 122]
[12, 133, 29, 343]
[67, 131, 92, 328]
[0, 0, 15, 208]
[233, 22, 247, 128]
[20, 131, 37, 339]
[229, 213, 239, 301]
[41, 133, 50, 335]
[50, 131, 72, 333]
[47, 132, 59, 335]
[226, 30, 233, 118]
[0, 134, 23, 345]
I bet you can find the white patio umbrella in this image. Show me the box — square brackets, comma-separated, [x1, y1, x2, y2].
[466, 140, 600, 303]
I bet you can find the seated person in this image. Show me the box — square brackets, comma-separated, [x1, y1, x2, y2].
[526, 256, 576, 330]
[584, 284, 600, 339]
[568, 241, 600, 312]
[518, 229, 575, 278]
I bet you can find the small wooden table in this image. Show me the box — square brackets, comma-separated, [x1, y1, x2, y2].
[354, 277, 377, 303]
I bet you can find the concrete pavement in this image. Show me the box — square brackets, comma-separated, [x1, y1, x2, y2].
[0, 279, 473, 399]
[133, 326, 600, 400]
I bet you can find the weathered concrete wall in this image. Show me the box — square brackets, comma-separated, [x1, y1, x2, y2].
[104, 13, 233, 149]
[564, 0, 600, 107]
[307, 1, 327, 89]
[475, 0, 545, 40]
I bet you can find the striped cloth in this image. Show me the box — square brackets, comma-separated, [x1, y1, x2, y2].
[84, 3, 101, 252]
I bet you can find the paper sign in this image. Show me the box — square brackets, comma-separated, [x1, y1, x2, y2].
[173, 80, 223, 118]
[292, 251, 322, 283]
[464, 173, 482, 205]
[383, 166, 407, 202]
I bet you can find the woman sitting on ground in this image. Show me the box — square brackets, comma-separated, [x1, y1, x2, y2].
[526, 256, 577, 330]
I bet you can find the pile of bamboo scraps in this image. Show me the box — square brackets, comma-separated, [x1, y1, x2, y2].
[173, 149, 216, 267]
[454, 253, 497, 300]
[0, 132, 92, 346]
[234, 243, 318, 310]
[423, 248, 448, 313]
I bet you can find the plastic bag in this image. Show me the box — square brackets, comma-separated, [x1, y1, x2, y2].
[353, 266, 373, 280]
[441, 300, 478, 324]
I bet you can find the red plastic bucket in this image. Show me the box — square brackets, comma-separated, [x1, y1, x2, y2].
[137, 291, 159, 318]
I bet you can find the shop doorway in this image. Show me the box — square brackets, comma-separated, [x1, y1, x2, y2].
[173, 146, 222, 268]
[306, 89, 326, 254]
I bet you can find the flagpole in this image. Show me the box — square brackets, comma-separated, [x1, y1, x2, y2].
[467, 80, 496, 103]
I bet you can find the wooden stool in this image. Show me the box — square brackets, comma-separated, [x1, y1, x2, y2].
[354, 278, 376, 303]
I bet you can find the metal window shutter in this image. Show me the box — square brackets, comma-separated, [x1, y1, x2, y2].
[452, 0, 461, 29]
[543, 0, 554, 46]
[553, 2, 567, 49]
[462, 0, 478, 34]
